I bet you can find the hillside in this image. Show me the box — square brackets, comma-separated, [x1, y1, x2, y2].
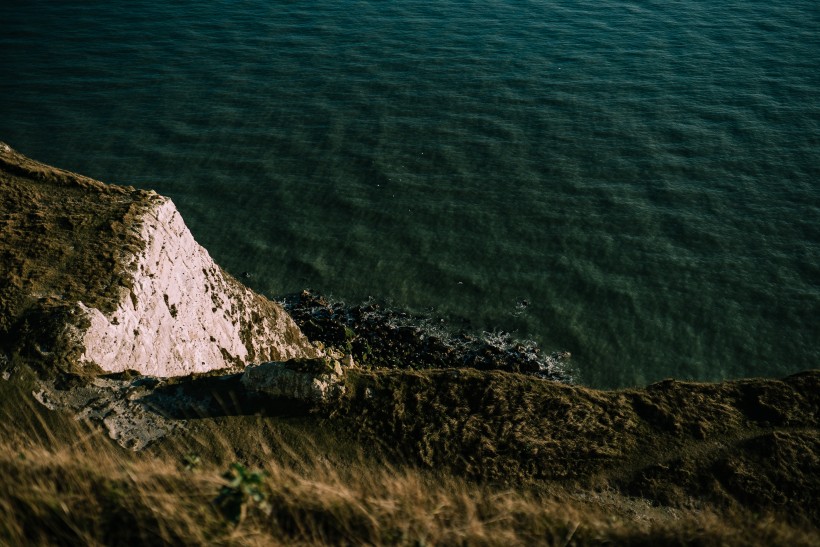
[0, 143, 817, 545]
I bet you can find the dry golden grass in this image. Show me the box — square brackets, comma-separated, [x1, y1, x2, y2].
[1, 387, 817, 547]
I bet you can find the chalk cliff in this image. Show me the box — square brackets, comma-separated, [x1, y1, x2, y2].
[0, 142, 319, 377]
[75, 196, 319, 376]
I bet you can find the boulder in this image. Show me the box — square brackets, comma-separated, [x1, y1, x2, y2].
[241, 357, 349, 404]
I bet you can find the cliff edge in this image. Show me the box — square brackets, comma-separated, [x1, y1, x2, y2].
[0, 144, 818, 544]
[0, 142, 319, 377]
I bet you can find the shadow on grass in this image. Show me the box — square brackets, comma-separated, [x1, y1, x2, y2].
[130, 373, 312, 420]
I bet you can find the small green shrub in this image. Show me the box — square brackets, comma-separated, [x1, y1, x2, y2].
[213, 462, 272, 525]
[181, 453, 201, 472]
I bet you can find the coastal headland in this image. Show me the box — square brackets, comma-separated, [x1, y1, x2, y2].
[1, 143, 817, 545]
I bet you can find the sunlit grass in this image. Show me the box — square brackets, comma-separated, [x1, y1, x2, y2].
[1, 387, 816, 546]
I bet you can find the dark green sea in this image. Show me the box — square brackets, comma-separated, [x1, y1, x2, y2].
[2, 1, 818, 388]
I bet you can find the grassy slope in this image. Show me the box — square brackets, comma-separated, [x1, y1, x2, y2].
[2, 374, 818, 547]
[333, 369, 820, 523]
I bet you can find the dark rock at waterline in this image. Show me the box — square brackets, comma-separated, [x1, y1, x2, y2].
[280, 289, 573, 382]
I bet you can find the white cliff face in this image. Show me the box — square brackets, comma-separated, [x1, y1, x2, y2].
[77, 197, 319, 376]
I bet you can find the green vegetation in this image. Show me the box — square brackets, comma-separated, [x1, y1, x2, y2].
[214, 463, 273, 525]
[333, 368, 820, 511]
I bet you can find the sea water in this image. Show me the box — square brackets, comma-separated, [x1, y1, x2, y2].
[1, 0, 818, 388]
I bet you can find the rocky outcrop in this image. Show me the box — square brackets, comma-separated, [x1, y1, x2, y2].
[242, 356, 350, 404]
[0, 142, 320, 377]
[75, 196, 319, 376]
[281, 290, 574, 382]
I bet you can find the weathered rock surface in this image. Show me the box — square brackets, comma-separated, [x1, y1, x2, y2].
[76, 196, 319, 376]
[32, 374, 180, 451]
[0, 142, 320, 377]
[242, 356, 349, 404]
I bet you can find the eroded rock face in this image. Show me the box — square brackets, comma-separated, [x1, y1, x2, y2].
[0, 142, 320, 377]
[242, 357, 349, 404]
[77, 198, 320, 376]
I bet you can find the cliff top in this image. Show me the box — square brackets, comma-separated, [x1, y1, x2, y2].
[0, 143, 162, 369]
[1, 142, 163, 312]
[0, 143, 318, 377]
